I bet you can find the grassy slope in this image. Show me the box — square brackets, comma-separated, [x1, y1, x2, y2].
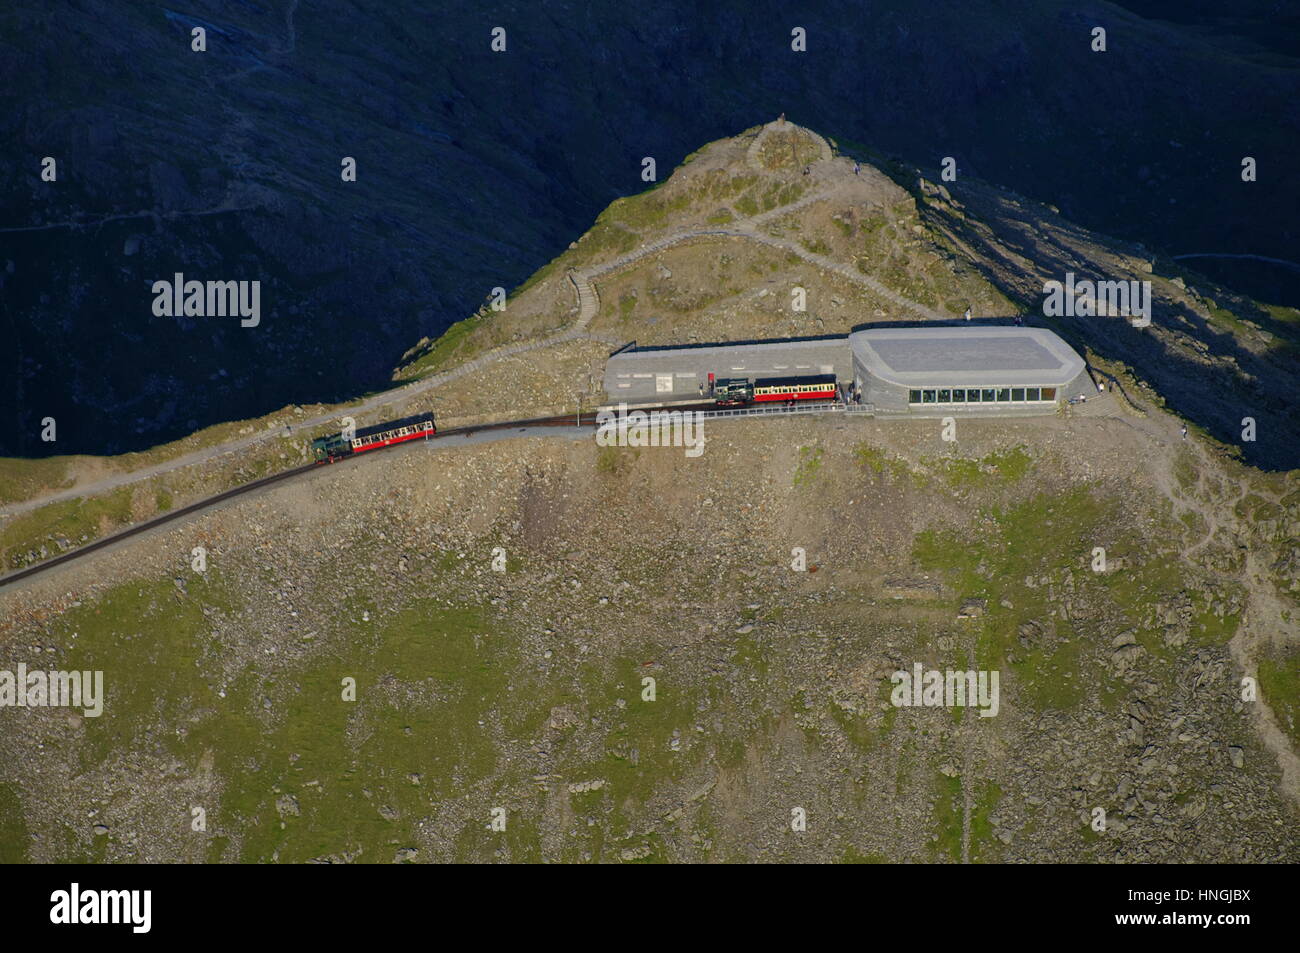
[5, 424, 1289, 863]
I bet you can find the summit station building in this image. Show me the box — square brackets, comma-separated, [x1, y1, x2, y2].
[603, 325, 1095, 417]
[847, 326, 1094, 414]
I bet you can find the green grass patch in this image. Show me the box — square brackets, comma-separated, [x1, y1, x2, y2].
[913, 488, 1128, 711]
[931, 446, 1033, 489]
[511, 255, 564, 299]
[1013, 635, 1085, 711]
[732, 630, 771, 678]
[853, 442, 912, 482]
[0, 784, 30, 863]
[205, 600, 509, 862]
[453, 810, 544, 863]
[1259, 646, 1300, 749]
[932, 774, 1002, 862]
[0, 488, 135, 569]
[793, 446, 824, 486]
[564, 647, 726, 837]
[933, 773, 964, 861]
[841, 847, 888, 863]
[971, 781, 1002, 862]
[914, 488, 1110, 592]
[0, 456, 74, 505]
[1189, 599, 1242, 646]
[399, 311, 486, 378]
[36, 573, 241, 768]
[828, 702, 876, 751]
[596, 445, 638, 475]
[40, 574, 531, 863]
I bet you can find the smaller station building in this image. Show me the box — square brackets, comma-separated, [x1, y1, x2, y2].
[603, 338, 851, 404]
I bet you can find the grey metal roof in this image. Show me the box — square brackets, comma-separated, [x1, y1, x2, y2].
[849, 327, 1085, 387]
[604, 338, 851, 402]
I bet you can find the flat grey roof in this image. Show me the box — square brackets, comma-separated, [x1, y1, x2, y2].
[604, 338, 851, 402]
[849, 327, 1085, 387]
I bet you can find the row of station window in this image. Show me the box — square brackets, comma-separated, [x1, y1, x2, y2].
[907, 386, 1058, 405]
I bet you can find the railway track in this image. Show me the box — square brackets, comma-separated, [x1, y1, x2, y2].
[0, 411, 604, 592]
[0, 399, 839, 591]
[0, 462, 317, 591]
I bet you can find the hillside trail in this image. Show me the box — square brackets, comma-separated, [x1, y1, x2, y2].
[567, 126, 951, 328]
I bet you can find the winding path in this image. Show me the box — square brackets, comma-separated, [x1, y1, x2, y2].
[565, 156, 950, 329]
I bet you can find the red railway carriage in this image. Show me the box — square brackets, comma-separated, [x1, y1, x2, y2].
[712, 374, 838, 405]
[751, 374, 837, 402]
[311, 412, 435, 463]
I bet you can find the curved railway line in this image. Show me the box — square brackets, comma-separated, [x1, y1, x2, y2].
[0, 411, 607, 592]
[0, 399, 834, 591]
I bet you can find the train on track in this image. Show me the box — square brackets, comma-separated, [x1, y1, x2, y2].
[711, 373, 838, 407]
[311, 412, 436, 463]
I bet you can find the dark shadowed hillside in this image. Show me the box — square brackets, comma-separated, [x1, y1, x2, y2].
[2, 1, 1297, 456]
